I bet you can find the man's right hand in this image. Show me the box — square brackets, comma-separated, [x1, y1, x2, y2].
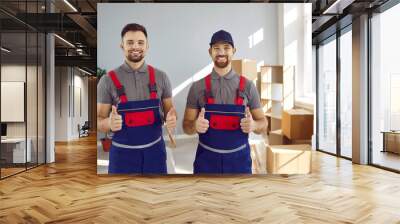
[109, 105, 122, 132]
[195, 108, 209, 133]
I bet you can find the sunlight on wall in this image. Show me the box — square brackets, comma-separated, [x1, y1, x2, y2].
[172, 63, 214, 97]
[284, 40, 298, 66]
[284, 7, 298, 28]
[248, 28, 264, 49]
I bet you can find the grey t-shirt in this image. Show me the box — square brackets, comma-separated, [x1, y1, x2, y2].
[97, 61, 172, 119]
[97, 61, 172, 104]
[186, 68, 261, 109]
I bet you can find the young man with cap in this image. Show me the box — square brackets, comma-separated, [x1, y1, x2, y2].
[183, 30, 267, 174]
[97, 23, 177, 174]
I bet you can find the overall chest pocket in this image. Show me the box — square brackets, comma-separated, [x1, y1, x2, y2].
[124, 110, 155, 127]
[209, 114, 240, 131]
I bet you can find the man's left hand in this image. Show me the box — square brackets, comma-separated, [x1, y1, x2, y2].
[240, 107, 255, 133]
[166, 107, 177, 132]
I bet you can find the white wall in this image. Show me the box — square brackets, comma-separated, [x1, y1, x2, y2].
[54, 67, 89, 141]
[55, 67, 68, 141]
[1, 64, 46, 163]
[1, 65, 26, 140]
[72, 73, 89, 138]
[1, 65, 37, 136]
[98, 3, 280, 134]
[280, 3, 313, 103]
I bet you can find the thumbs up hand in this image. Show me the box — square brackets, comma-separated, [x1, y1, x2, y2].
[195, 108, 209, 134]
[240, 107, 255, 133]
[166, 107, 177, 133]
[109, 105, 123, 132]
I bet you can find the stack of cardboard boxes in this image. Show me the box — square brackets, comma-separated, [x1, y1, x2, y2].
[282, 108, 314, 144]
[231, 59, 313, 175]
[268, 108, 313, 174]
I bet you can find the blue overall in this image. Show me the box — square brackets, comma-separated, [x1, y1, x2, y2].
[107, 65, 167, 174]
[193, 74, 252, 174]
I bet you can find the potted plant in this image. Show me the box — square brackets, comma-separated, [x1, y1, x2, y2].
[96, 67, 107, 83]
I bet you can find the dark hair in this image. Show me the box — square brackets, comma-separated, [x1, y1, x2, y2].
[121, 23, 148, 39]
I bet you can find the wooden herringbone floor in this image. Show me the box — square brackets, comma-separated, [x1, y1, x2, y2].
[1, 135, 400, 224]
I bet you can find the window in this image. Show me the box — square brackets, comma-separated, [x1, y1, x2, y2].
[317, 36, 337, 155]
[371, 2, 400, 171]
[340, 28, 352, 158]
[0, 1, 47, 179]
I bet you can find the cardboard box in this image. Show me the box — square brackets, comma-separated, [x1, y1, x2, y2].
[268, 129, 290, 145]
[256, 71, 261, 94]
[267, 144, 311, 174]
[282, 109, 314, 140]
[385, 132, 400, 154]
[289, 139, 312, 145]
[232, 59, 257, 80]
[270, 117, 282, 132]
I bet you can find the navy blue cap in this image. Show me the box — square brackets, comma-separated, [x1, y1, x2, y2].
[210, 30, 234, 48]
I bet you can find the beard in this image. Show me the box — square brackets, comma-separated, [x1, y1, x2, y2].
[214, 56, 229, 68]
[126, 50, 144, 63]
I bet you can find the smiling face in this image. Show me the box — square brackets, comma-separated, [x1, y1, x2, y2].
[209, 42, 236, 69]
[120, 31, 148, 63]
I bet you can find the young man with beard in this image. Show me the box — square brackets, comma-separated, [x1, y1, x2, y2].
[183, 30, 267, 174]
[97, 23, 177, 174]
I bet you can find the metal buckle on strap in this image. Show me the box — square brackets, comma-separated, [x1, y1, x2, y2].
[112, 136, 162, 149]
[198, 141, 247, 154]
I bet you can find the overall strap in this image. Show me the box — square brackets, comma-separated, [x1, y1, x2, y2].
[147, 65, 158, 99]
[235, 75, 246, 105]
[204, 74, 215, 104]
[205, 74, 247, 105]
[108, 70, 128, 103]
